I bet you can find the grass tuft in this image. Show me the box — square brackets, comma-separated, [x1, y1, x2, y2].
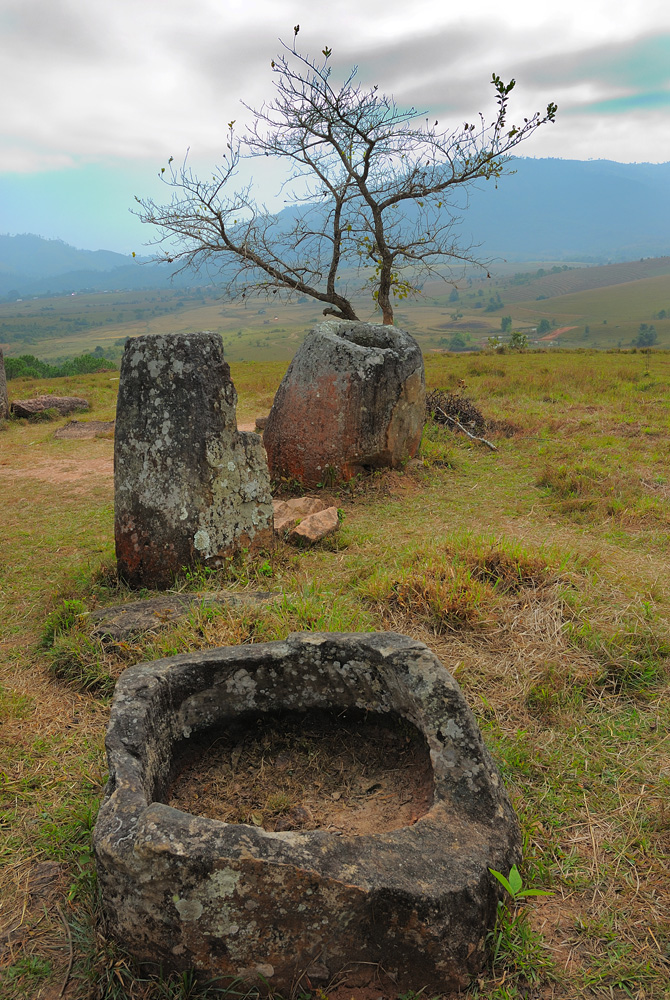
[46, 631, 117, 695]
[564, 616, 670, 692]
[487, 902, 555, 988]
[389, 563, 501, 630]
[41, 598, 89, 648]
[365, 534, 555, 632]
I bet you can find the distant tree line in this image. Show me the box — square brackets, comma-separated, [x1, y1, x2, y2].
[510, 265, 575, 286]
[4, 353, 118, 380]
[0, 290, 211, 346]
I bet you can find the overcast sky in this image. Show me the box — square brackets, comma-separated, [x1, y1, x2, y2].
[1, 0, 670, 252]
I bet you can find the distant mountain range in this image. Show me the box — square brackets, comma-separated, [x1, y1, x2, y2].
[464, 158, 670, 262]
[2, 158, 669, 297]
[0, 235, 195, 297]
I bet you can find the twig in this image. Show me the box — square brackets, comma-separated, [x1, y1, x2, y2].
[55, 904, 73, 999]
[435, 407, 498, 451]
[583, 791, 599, 878]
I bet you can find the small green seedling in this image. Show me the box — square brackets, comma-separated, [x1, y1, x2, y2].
[489, 864, 553, 901]
[487, 866, 554, 971]
[259, 559, 273, 578]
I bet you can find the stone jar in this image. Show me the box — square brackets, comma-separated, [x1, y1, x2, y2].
[94, 631, 521, 991]
[114, 331, 273, 589]
[263, 321, 425, 485]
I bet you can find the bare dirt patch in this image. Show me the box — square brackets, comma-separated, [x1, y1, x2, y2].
[167, 708, 433, 834]
[0, 419, 256, 489]
[0, 456, 113, 486]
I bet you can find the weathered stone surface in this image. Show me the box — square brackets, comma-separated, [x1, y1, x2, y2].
[94, 632, 521, 992]
[272, 496, 328, 534]
[12, 395, 89, 418]
[0, 348, 8, 420]
[54, 419, 115, 440]
[255, 415, 269, 431]
[263, 321, 425, 486]
[90, 591, 275, 643]
[114, 332, 273, 589]
[288, 506, 339, 545]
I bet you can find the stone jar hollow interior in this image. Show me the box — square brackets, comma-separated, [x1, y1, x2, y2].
[94, 631, 521, 992]
[340, 324, 405, 350]
[166, 706, 435, 835]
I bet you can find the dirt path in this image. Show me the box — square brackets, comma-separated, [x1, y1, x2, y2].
[539, 325, 578, 341]
[0, 423, 259, 488]
[0, 456, 114, 485]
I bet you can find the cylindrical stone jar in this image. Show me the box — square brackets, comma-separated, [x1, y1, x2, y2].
[263, 321, 425, 486]
[114, 331, 273, 589]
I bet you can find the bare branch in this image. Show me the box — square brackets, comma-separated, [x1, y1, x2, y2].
[136, 41, 556, 326]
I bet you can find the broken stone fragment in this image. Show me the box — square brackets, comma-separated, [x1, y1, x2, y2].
[263, 320, 426, 486]
[272, 495, 328, 533]
[11, 395, 89, 417]
[114, 331, 273, 589]
[288, 506, 339, 545]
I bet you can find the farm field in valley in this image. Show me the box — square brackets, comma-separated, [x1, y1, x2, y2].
[2, 257, 670, 366]
[1, 349, 669, 999]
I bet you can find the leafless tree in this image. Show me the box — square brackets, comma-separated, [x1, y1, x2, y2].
[136, 38, 556, 326]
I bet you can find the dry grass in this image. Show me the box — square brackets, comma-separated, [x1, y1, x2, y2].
[1, 351, 669, 999]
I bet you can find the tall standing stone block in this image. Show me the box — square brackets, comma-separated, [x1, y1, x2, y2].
[114, 332, 273, 589]
[263, 321, 425, 486]
[0, 348, 9, 420]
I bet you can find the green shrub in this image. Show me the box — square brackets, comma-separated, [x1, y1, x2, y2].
[5, 353, 117, 380]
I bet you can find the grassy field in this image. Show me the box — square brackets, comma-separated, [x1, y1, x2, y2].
[510, 274, 670, 349]
[2, 257, 670, 366]
[0, 349, 669, 999]
[503, 258, 670, 301]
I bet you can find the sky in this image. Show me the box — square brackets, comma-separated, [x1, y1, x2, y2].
[1, 0, 669, 253]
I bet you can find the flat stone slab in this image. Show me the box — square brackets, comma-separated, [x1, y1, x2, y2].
[94, 631, 521, 992]
[54, 420, 115, 440]
[12, 395, 89, 417]
[90, 591, 275, 643]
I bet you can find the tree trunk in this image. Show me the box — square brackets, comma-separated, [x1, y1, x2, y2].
[323, 300, 359, 321]
[377, 261, 395, 325]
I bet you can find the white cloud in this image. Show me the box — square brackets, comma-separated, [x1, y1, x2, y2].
[1, 0, 670, 176]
